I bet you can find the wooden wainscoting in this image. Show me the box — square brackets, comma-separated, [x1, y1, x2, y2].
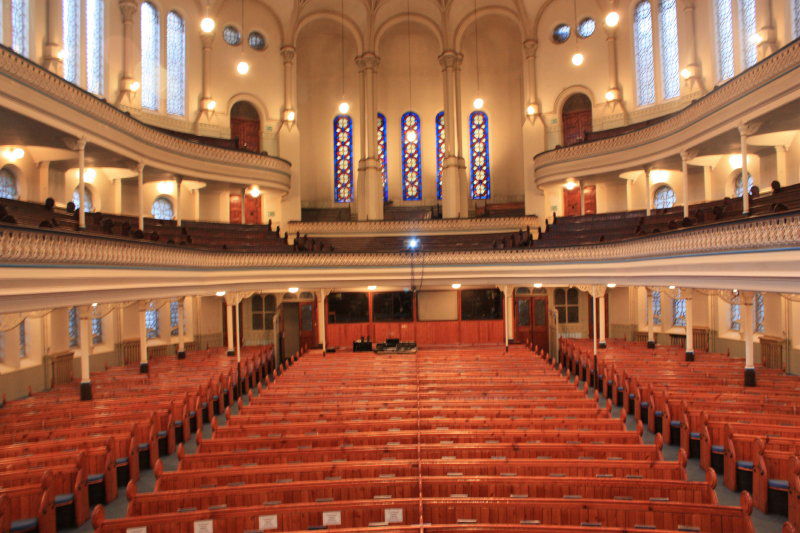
[43, 351, 74, 388]
[118, 339, 199, 366]
[760, 336, 785, 370]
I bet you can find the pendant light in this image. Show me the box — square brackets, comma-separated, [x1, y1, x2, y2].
[236, 0, 250, 75]
[404, 0, 416, 143]
[337, 0, 349, 114]
[570, 0, 584, 67]
[472, 0, 483, 109]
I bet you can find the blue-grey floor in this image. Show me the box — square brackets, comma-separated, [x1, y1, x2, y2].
[66, 374, 786, 532]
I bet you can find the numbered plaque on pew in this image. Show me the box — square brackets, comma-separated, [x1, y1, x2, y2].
[322, 511, 342, 526]
[385, 508, 404, 524]
[126, 528, 147, 533]
[258, 515, 278, 530]
[194, 519, 213, 533]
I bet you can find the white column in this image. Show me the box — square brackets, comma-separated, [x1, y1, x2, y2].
[118, 0, 139, 104]
[77, 139, 87, 229]
[317, 289, 328, 353]
[43, 0, 64, 74]
[175, 177, 183, 227]
[681, 151, 691, 218]
[501, 286, 512, 348]
[522, 39, 538, 117]
[681, 1, 704, 92]
[355, 53, 382, 221]
[598, 291, 607, 349]
[685, 289, 694, 360]
[177, 297, 186, 358]
[193, 189, 201, 221]
[644, 169, 652, 216]
[453, 55, 469, 219]
[592, 293, 598, 356]
[79, 305, 93, 400]
[739, 125, 750, 215]
[755, 0, 777, 59]
[138, 301, 149, 373]
[775, 145, 788, 186]
[137, 162, 145, 231]
[234, 301, 241, 363]
[225, 303, 235, 356]
[702, 165, 713, 202]
[646, 289, 655, 348]
[200, 33, 214, 103]
[439, 51, 461, 219]
[743, 292, 756, 386]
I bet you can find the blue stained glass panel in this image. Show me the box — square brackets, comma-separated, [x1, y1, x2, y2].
[86, 0, 104, 95]
[11, 0, 29, 57]
[659, 0, 680, 100]
[19, 320, 25, 358]
[794, 0, 800, 39]
[715, 0, 735, 81]
[166, 11, 186, 115]
[730, 296, 741, 331]
[146, 307, 159, 339]
[152, 197, 174, 220]
[333, 115, 354, 203]
[739, 0, 757, 68]
[634, 1, 656, 106]
[92, 317, 102, 344]
[435, 111, 445, 200]
[653, 185, 676, 209]
[652, 290, 662, 325]
[469, 111, 490, 200]
[377, 113, 388, 201]
[0, 169, 17, 199]
[672, 298, 686, 327]
[754, 292, 764, 333]
[140, 2, 160, 110]
[62, 0, 80, 84]
[401, 112, 422, 201]
[69, 307, 79, 347]
[170, 301, 179, 336]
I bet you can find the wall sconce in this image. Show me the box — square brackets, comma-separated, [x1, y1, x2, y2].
[200, 97, 217, 119]
[525, 103, 539, 123]
[680, 64, 703, 92]
[563, 179, 578, 191]
[120, 77, 139, 105]
[283, 109, 296, 131]
[247, 185, 261, 198]
[604, 88, 621, 111]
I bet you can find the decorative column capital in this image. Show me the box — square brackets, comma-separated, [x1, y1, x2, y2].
[137, 300, 150, 312]
[137, 161, 145, 172]
[738, 122, 760, 137]
[355, 52, 380, 72]
[438, 50, 461, 70]
[118, 0, 139, 22]
[280, 45, 296, 63]
[522, 39, 538, 59]
[680, 149, 699, 162]
[200, 33, 215, 48]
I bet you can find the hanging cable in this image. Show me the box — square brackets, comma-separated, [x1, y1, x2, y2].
[407, 0, 413, 110]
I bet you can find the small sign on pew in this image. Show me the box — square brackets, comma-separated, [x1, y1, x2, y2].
[322, 511, 342, 526]
[193, 520, 213, 533]
[258, 514, 278, 530]
[126, 528, 147, 533]
[384, 508, 404, 524]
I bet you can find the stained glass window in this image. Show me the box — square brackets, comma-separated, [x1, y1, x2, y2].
[69, 307, 79, 347]
[401, 112, 422, 201]
[18, 320, 25, 358]
[92, 317, 102, 344]
[333, 115, 354, 203]
[435, 111, 445, 201]
[715, 0, 735, 81]
[377, 113, 388, 202]
[754, 292, 764, 333]
[577, 18, 595, 38]
[151, 197, 174, 220]
[734, 173, 754, 197]
[672, 298, 686, 327]
[730, 295, 741, 331]
[62, 0, 80, 84]
[145, 305, 159, 339]
[469, 111, 490, 200]
[85, 0, 104, 95]
[634, 1, 656, 106]
[11, 0, 29, 57]
[659, 0, 680, 100]
[653, 185, 676, 209]
[73, 187, 94, 212]
[652, 290, 662, 325]
[739, 0, 757, 69]
[0, 169, 17, 199]
[248, 32, 266, 51]
[223, 26, 241, 46]
[553, 24, 571, 43]
[170, 301, 179, 336]
[140, 2, 160, 111]
[166, 11, 185, 116]
[794, 0, 800, 39]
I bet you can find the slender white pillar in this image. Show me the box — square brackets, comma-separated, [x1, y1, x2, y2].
[743, 292, 756, 386]
[501, 286, 511, 348]
[592, 293, 598, 356]
[234, 301, 241, 363]
[177, 297, 186, 359]
[137, 163, 145, 231]
[77, 139, 87, 229]
[138, 301, 149, 373]
[685, 289, 694, 361]
[79, 305, 93, 400]
[739, 126, 750, 215]
[644, 169, 652, 216]
[175, 178, 183, 227]
[775, 145, 788, 186]
[646, 289, 655, 348]
[681, 151, 691, 218]
[118, 0, 138, 104]
[226, 303, 235, 356]
[317, 290, 328, 353]
[439, 51, 461, 219]
[598, 292, 607, 349]
[702, 165, 713, 202]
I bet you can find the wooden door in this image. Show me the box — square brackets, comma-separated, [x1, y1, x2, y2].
[563, 185, 597, 217]
[514, 296, 532, 346]
[230, 118, 261, 152]
[561, 93, 593, 147]
[531, 295, 549, 353]
[299, 300, 317, 351]
[583, 185, 597, 214]
[244, 194, 261, 225]
[229, 194, 242, 224]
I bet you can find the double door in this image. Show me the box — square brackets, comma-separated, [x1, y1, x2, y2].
[514, 294, 549, 352]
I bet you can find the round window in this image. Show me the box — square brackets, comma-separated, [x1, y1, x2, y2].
[223, 25, 241, 46]
[553, 24, 571, 43]
[577, 17, 596, 38]
[248, 31, 267, 51]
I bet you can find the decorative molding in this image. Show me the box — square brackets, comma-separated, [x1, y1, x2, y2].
[287, 216, 539, 236]
[535, 39, 800, 182]
[1, 213, 798, 269]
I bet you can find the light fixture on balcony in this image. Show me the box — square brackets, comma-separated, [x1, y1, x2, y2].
[200, 17, 216, 34]
[604, 88, 620, 103]
[451, 283, 462, 289]
[606, 283, 617, 288]
[247, 185, 261, 198]
[368, 285, 377, 291]
[215, 290, 226, 297]
[2, 147, 25, 161]
[288, 287, 300, 294]
[533, 283, 543, 289]
[201, 98, 217, 112]
[564, 179, 578, 191]
[571, 52, 585, 67]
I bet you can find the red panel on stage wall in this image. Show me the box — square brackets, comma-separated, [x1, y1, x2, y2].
[327, 319, 504, 348]
[415, 321, 460, 346]
[460, 320, 504, 345]
[327, 323, 371, 348]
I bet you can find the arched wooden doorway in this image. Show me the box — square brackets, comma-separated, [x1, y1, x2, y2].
[230, 101, 261, 152]
[561, 93, 592, 147]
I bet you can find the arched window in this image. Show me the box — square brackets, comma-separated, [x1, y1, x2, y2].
[794, 0, 800, 39]
[151, 197, 174, 220]
[377, 113, 388, 202]
[734, 172, 754, 197]
[140, 2, 161, 111]
[651, 290, 662, 325]
[672, 297, 686, 327]
[401, 112, 422, 201]
[145, 304, 159, 339]
[659, 0, 680, 100]
[730, 295, 741, 330]
[169, 301, 179, 336]
[68, 306, 79, 347]
[19, 320, 26, 358]
[715, 0, 736, 81]
[469, 111, 490, 200]
[92, 316, 102, 344]
[85, 0, 104, 95]
[166, 11, 186, 116]
[62, 0, 80, 84]
[73, 187, 94, 212]
[11, 0, 29, 57]
[435, 111, 445, 200]
[333, 115, 354, 203]
[754, 291, 764, 333]
[633, 1, 656, 106]
[653, 185, 676, 209]
[0, 169, 17, 199]
[738, 0, 757, 69]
